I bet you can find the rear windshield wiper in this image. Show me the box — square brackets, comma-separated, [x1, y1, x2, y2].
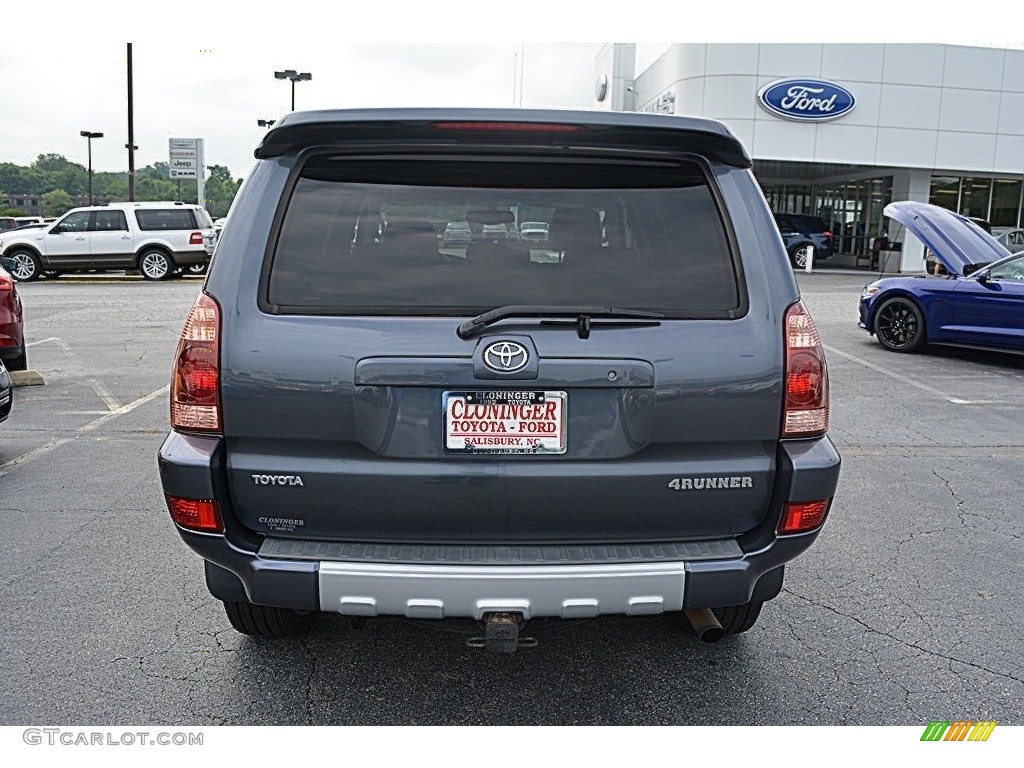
[457, 305, 664, 340]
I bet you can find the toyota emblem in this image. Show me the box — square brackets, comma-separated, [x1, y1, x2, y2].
[483, 341, 529, 373]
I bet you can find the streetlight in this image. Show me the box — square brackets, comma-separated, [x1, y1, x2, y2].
[257, 119, 276, 129]
[274, 69, 312, 111]
[80, 130, 104, 206]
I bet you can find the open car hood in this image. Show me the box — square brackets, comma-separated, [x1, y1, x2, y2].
[884, 201, 1010, 276]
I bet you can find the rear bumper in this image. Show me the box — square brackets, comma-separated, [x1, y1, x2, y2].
[172, 249, 210, 267]
[0, 342, 24, 365]
[160, 431, 840, 617]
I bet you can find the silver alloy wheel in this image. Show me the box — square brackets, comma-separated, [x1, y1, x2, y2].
[10, 252, 37, 281]
[141, 251, 170, 280]
[792, 246, 810, 269]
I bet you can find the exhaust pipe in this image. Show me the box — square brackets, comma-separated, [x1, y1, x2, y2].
[684, 608, 725, 643]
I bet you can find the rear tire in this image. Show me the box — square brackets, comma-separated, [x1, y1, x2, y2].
[789, 245, 811, 269]
[139, 249, 173, 281]
[223, 600, 314, 638]
[712, 601, 764, 635]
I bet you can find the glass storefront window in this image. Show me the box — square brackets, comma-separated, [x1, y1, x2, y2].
[990, 179, 1022, 227]
[930, 177, 960, 212]
[960, 178, 992, 220]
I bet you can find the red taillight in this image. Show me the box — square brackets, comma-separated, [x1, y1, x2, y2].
[166, 495, 223, 533]
[782, 300, 829, 438]
[171, 292, 221, 432]
[778, 499, 830, 535]
[0, 272, 11, 291]
[431, 121, 583, 133]
[823, 230, 832, 239]
[189, 231, 204, 246]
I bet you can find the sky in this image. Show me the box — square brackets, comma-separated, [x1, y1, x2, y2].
[0, 1, 1016, 183]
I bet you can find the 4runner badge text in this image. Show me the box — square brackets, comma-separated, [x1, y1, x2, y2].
[251, 474, 305, 487]
[667, 476, 754, 490]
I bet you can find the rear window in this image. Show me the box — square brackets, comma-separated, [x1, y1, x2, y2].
[793, 216, 829, 233]
[134, 209, 198, 231]
[193, 208, 214, 229]
[266, 156, 742, 316]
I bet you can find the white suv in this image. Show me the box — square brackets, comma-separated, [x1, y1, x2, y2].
[0, 202, 216, 281]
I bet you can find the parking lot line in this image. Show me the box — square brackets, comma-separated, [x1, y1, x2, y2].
[0, 384, 169, 478]
[823, 344, 977, 405]
[25, 337, 60, 348]
[88, 377, 122, 412]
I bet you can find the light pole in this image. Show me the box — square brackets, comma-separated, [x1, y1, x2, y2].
[126, 43, 136, 201]
[274, 70, 311, 111]
[257, 119, 276, 129]
[80, 130, 104, 206]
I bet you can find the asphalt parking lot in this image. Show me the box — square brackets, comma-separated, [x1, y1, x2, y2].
[1, 272, 1021, 726]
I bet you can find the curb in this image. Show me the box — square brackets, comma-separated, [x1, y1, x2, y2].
[10, 370, 45, 387]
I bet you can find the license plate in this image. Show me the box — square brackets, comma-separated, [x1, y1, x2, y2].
[443, 390, 567, 454]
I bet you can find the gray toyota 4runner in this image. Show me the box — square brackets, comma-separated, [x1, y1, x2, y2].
[158, 109, 841, 652]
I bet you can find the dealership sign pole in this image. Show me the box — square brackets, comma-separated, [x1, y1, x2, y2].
[168, 138, 206, 207]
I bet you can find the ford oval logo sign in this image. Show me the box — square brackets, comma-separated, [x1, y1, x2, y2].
[758, 79, 855, 122]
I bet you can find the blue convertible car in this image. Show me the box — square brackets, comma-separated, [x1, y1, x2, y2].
[859, 202, 1024, 355]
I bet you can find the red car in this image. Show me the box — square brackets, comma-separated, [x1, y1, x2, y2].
[0, 263, 26, 371]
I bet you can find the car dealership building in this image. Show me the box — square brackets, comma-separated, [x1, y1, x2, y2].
[595, 43, 1024, 272]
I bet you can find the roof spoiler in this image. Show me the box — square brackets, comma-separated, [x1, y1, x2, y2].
[254, 108, 752, 168]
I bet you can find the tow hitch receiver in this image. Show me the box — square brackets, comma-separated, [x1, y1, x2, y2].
[467, 612, 537, 653]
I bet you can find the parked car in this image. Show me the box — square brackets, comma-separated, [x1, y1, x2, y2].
[442, 221, 472, 245]
[860, 201, 1023, 354]
[480, 223, 513, 241]
[0, 357, 11, 425]
[992, 227, 1024, 252]
[14, 216, 44, 227]
[0, 262, 26, 371]
[519, 221, 549, 242]
[774, 214, 834, 268]
[0, 202, 216, 282]
[158, 108, 840, 651]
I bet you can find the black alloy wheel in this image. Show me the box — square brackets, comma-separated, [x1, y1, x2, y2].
[875, 297, 926, 352]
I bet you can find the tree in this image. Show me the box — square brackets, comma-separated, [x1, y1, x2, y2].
[0, 163, 47, 196]
[93, 172, 128, 200]
[203, 164, 242, 218]
[42, 189, 74, 217]
[31, 154, 88, 196]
